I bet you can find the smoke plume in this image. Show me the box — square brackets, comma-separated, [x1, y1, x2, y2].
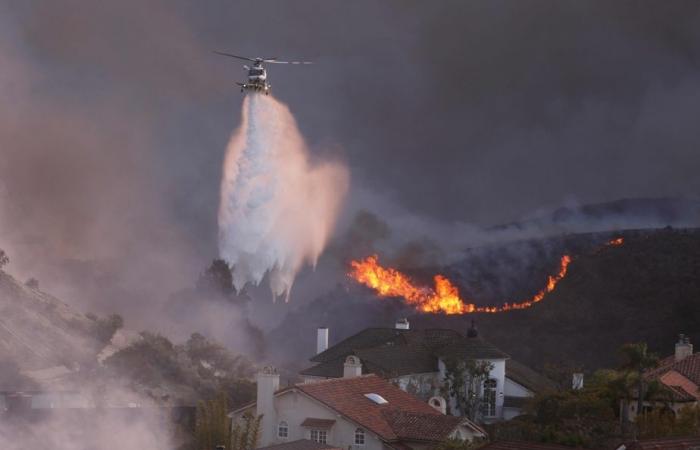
[218, 94, 348, 299]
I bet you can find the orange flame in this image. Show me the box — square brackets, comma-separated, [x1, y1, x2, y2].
[349, 254, 571, 315]
[349, 237, 626, 314]
[608, 237, 624, 246]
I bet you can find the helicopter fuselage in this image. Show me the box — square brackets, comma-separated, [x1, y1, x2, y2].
[237, 63, 270, 94]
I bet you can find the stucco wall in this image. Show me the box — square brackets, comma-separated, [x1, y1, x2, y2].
[504, 378, 532, 398]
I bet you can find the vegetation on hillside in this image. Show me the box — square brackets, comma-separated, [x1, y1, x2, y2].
[105, 331, 256, 408]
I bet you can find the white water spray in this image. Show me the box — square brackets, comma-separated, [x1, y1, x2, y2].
[218, 94, 349, 299]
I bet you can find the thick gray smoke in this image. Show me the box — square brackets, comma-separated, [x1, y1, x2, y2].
[219, 94, 348, 299]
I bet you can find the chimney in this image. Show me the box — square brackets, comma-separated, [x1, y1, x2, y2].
[675, 334, 693, 361]
[257, 366, 280, 445]
[317, 327, 329, 354]
[572, 373, 584, 390]
[343, 355, 362, 378]
[395, 318, 410, 330]
[466, 319, 478, 338]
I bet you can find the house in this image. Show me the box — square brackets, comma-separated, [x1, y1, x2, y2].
[625, 335, 700, 420]
[301, 320, 553, 422]
[230, 367, 486, 450]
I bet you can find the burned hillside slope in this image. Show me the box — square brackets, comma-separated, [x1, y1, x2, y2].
[0, 271, 103, 372]
[270, 228, 700, 372]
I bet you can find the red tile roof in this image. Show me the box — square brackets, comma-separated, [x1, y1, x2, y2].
[296, 374, 483, 443]
[619, 436, 700, 449]
[645, 353, 700, 401]
[381, 410, 463, 442]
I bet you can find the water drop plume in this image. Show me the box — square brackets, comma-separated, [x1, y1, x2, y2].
[218, 94, 349, 299]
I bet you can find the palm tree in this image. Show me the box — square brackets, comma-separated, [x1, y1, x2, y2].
[619, 343, 659, 421]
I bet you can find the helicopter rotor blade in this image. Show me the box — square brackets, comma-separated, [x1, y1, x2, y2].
[213, 51, 257, 62]
[267, 60, 313, 65]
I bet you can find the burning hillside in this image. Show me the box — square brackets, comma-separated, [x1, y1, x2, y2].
[348, 238, 623, 315]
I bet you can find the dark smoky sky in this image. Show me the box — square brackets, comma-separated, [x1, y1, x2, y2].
[1, 1, 700, 313]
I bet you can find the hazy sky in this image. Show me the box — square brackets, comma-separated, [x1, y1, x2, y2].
[1, 1, 700, 307]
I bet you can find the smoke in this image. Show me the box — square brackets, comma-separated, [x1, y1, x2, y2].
[0, 408, 175, 450]
[219, 94, 349, 299]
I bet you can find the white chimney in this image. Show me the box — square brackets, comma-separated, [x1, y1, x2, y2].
[317, 327, 329, 354]
[675, 334, 693, 361]
[257, 366, 280, 445]
[343, 355, 362, 378]
[395, 318, 410, 330]
[572, 373, 584, 390]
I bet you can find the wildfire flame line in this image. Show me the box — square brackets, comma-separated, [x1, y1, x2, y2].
[348, 237, 624, 315]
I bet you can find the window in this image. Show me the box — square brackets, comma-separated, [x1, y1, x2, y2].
[354, 428, 365, 446]
[363, 393, 388, 404]
[482, 379, 497, 417]
[278, 421, 288, 438]
[310, 429, 327, 444]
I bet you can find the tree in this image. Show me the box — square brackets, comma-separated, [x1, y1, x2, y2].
[230, 411, 262, 450]
[197, 259, 236, 297]
[195, 394, 232, 450]
[441, 358, 494, 421]
[196, 394, 262, 450]
[637, 405, 700, 438]
[0, 249, 8, 270]
[94, 313, 124, 343]
[619, 343, 659, 422]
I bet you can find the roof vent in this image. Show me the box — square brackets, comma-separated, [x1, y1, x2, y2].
[364, 393, 388, 404]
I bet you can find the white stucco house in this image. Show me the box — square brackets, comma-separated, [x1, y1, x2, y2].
[301, 320, 554, 423]
[230, 368, 485, 450]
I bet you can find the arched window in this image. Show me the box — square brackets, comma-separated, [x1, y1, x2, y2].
[278, 421, 289, 438]
[354, 428, 365, 446]
[482, 379, 497, 417]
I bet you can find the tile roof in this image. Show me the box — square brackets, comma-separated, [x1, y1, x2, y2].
[257, 439, 342, 450]
[481, 441, 579, 449]
[302, 344, 438, 379]
[380, 410, 463, 442]
[311, 328, 409, 363]
[505, 360, 556, 395]
[356, 344, 437, 377]
[645, 353, 700, 401]
[300, 418, 336, 428]
[304, 328, 510, 379]
[618, 436, 700, 450]
[296, 374, 479, 442]
[437, 336, 509, 361]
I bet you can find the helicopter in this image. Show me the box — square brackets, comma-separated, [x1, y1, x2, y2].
[214, 51, 312, 94]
